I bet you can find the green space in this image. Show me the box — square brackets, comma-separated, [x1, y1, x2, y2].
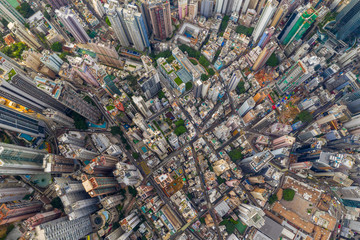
[174, 118, 187, 136]
[6, 68, 16, 82]
[201, 74, 209, 81]
[110, 126, 123, 136]
[105, 16, 111, 26]
[293, 110, 313, 123]
[0, 18, 8, 28]
[207, 68, 215, 76]
[217, 176, 225, 184]
[185, 82, 193, 91]
[174, 77, 183, 86]
[283, 188, 295, 201]
[266, 53, 279, 67]
[220, 218, 247, 234]
[228, 148, 244, 162]
[58, 52, 70, 62]
[50, 197, 64, 212]
[51, 41, 63, 52]
[106, 105, 115, 111]
[158, 90, 166, 99]
[166, 55, 175, 63]
[128, 186, 138, 197]
[219, 15, 230, 34]
[318, 12, 338, 32]
[149, 50, 172, 61]
[132, 152, 140, 159]
[1, 42, 28, 59]
[83, 96, 96, 106]
[268, 194, 278, 204]
[43, 10, 51, 19]
[235, 25, 254, 36]
[236, 81, 246, 94]
[16, 2, 35, 18]
[190, 59, 198, 65]
[125, 74, 138, 88]
[71, 112, 88, 130]
[0, 224, 14, 240]
[199, 55, 210, 68]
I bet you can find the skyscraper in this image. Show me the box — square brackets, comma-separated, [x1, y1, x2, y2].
[333, 0, 360, 41]
[46, 0, 68, 9]
[132, 95, 152, 117]
[270, 3, 288, 28]
[124, 6, 150, 51]
[81, 174, 119, 197]
[278, 6, 318, 46]
[0, 0, 26, 24]
[42, 108, 75, 128]
[40, 52, 64, 73]
[276, 60, 307, 94]
[178, 0, 188, 19]
[148, 0, 172, 39]
[0, 143, 48, 175]
[0, 66, 68, 114]
[0, 104, 46, 137]
[201, 0, 214, 18]
[113, 162, 143, 186]
[0, 200, 43, 225]
[107, 1, 131, 47]
[55, 7, 90, 44]
[228, 70, 242, 92]
[8, 22, 42, 51]
[252, 41, 277, 71]
[252, 0, 278, 42]
[0, 179, 32, 203]
[43, 154, 76, 174]
[23, 209, 62, 230]
[188, 0, 198, 20]
[35, 216, 93, 239]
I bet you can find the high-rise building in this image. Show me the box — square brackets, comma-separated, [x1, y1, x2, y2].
[201, 0, 214, 17]
[214, 0, 224, 13]
[251, 0, 278, 42]
[8, 22, 42, 50]
[23, 209, 62, 230]
[46, 0, 68, 9]
[272, 135, 296, 149]
[92, 0, 105, 17]
[241, 0, 250, 14]
[0, 69, 68, 113]
[178, 0, 188, 19]
[42, 108, 75, 128]
[188, 0, 198, 20]
[86, 40, 123, 68]
[238, 97, 256, 116]
[113, 162, 144, 186]
[124, 6, 150, 51]
[139, 70, 162, 100]
[0, 143, 48, 175]
[270, 3, 288, 28]
[132, 95, 152, 117]
[40, 52, 64, 73]
[100, 195, 124, 209]
[55, 7, 90, 44]
[43, 154, 76, 174]
[236, 204, 265, 228]
[0, 0, 26, 24]
[252, 41, 277, 71]
[107, 4, 150, 51]
[276, 61, 307, 94]
[81, 174, 119, 197]
[0, 104, 46, 137]
[35, 216, 93, 240]
[228, 70, 242, 92]
[278, 6, 318, 46]
[0, 179, 32, 203]
[232, 0, 243, 13]
[148, 0, 172, 40]
[333, 0, 360, 41]
[239, 150, 275, 173]
[257, 27, 275, 48]
[0, 200, 43, 225]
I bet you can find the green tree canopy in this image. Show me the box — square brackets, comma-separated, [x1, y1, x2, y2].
[174, 126, 187, 136]
[294, 110, 313, 123]
[128, 186, 138, 197]
[185, 81, 193, 91]
[207, 68, 215, 76]
[1, 42, 28, 59]
[110, 126, 123, 135]
[235, 25, 254, 36]
[16, 2, 35, 18]
[236, 81, 246, 94]
[71, 112, 88, 130]
[174, 118, 185, 127]
[268, 194, 278, 204]
[201, 74, 209, 81]
[283, 188, 295, 201]
[105, 16, 111, 26]
[228, 148, 244, 162]
[158, 90, 165, 99]
[132, 152, 140, 159]
[51, 42, 63, 52]
[266, 53, 279, 67]
[43, 10, 51, 19]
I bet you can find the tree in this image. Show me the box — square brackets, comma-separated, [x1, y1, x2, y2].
[1, 42, 28, 59]
[50, 197, 64, 212]
[185, 82, 193, 91]
[294, 110, 313, 123]
[58, 52, 70, 62]
[166, 55, 175, 63]
[71, 112, 88, 130]
[174, 118, 185, 127]
[128, 186, 138, 197]
[283, 188, 295, 201]
[228, 148, 243, 162]
[201, 74, 209, 81]
[268, 194, 278, 204]
[43, 10, 51, 19]
[207, 68, 215, 76]
[132, 152, 140, 159]
[217, 176, 225, 184]
[174, 126, 187, 136]
[158, 90, 165, 99]
[125, 74, 138, 88]
[190, 59, 198, 65]
[235, 25, 254, 36]
[16, 2, 35, 18]
[1, 18, 8, 28]
[219, 15, 230, 33]
[236, 81, 246, 94]
[110, 126, 123, 135]
[51, 41, 63, 52]
[105, 16, 111, 26]
[266, 53, 279, 67]
[199, 55, 210, 68]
